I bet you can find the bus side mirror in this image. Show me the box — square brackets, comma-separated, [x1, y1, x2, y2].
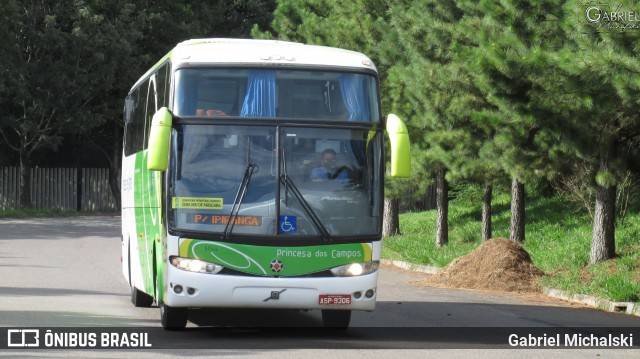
[147, 107, 173, 171]
[386, 114, 410, 178]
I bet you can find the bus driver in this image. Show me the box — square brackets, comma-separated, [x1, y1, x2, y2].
[310, 149, 350, 184]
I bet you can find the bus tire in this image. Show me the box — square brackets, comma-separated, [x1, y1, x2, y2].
[160, 303, 188, 330]
[131, 284, 154, 307]
[321, 309, 351, 329]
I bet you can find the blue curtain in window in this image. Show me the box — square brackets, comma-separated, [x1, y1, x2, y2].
[340, 75, 369, 167]
[241, 70, 276, 117]
[339, 75, 370, 122]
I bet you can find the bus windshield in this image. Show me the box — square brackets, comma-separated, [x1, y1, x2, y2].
[173, 68, 380, 122]
[168, 124, 382, 239]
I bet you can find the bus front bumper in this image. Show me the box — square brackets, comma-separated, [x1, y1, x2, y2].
[163, 264, 378, 311]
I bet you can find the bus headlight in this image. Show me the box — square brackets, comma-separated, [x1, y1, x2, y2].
[330, 261, 379, 277]
[170, 256, 223, 274]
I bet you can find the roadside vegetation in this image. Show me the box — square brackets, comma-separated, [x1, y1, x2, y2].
[382, 184, 640, 302]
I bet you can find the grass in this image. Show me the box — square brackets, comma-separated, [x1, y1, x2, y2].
[383, 184, 640, 302]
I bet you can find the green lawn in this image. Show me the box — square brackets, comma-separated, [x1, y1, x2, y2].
[382, 185, 640, 302]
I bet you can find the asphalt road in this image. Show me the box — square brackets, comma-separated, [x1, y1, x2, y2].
[1, 216, 639, 357]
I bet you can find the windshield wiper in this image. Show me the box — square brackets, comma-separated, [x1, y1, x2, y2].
[280, 152, 331, 241]
[222, 162, 257, 240]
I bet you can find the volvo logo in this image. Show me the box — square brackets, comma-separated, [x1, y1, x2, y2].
[263, 289, 287, 302]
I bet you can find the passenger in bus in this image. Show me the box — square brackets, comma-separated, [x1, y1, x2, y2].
[206, 109, 227, 116]
[310, 149, 350, 184]
[195, 108, 227, 116]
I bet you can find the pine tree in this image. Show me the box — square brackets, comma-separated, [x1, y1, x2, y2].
[553, 1, 640, 263]
[456, 0, 570, 243]
[388, 0, 505, 245]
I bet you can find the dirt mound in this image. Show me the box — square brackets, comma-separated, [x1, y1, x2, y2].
[422, 238, 544, 293]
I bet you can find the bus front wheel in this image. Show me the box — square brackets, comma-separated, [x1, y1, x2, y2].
[321, 309, 351, 329]
[160, 303, 188, 330]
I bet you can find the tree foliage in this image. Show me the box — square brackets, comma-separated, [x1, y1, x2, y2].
[0, 0, 141, 205]
[556, 0, 640, 262]
[0, 0, 275, 207]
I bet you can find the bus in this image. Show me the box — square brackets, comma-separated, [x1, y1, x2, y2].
[121, 38, 410, 329]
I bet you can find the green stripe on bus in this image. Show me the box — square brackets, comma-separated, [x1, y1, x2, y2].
[179, 239, 372, 276]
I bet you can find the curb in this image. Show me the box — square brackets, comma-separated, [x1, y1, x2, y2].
[381, 259, 640, 318]
[380, 259, 440, 274]
[542, 287, 640, 317]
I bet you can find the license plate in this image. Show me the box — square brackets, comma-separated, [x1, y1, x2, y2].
[319, 294, 351, 305]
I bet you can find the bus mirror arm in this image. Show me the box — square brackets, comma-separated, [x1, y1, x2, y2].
[147, 107, 173, 171]
[386, 114, 411, 178]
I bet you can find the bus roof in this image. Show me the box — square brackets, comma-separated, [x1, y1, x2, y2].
[171, 38, 377, 71]
[130, 38, 378, 93]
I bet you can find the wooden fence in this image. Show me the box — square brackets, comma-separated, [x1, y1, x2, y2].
[0, 167, 117, 211]
[400, 184, 437, 211]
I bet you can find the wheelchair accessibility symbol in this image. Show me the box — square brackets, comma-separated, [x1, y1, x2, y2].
[279, 216, 297, 233]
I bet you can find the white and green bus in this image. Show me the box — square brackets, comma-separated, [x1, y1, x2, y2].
[121, 38, 410, 329]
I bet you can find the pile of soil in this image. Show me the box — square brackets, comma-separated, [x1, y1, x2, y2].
[421, 238, 544, 293]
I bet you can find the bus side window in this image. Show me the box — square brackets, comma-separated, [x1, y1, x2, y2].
[143, 77, 157, 150]
[156, 63, 170, 107]
[124, 84, 148, 156]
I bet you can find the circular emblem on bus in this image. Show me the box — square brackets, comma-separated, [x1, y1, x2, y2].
[270, 259, 284, 273]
